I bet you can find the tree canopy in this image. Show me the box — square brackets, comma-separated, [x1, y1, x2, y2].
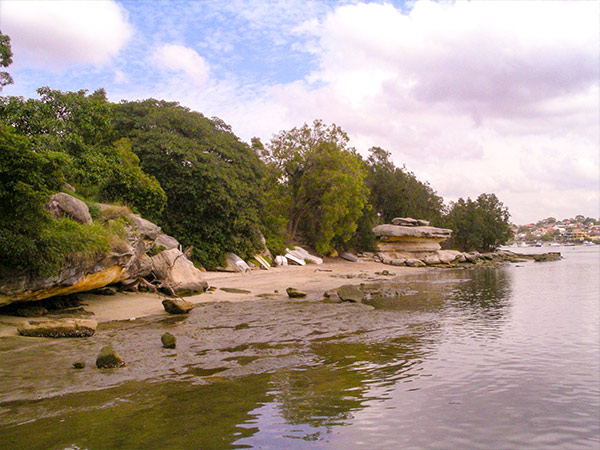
[0, 31, 13, 91]
[443, 193, 512, 252]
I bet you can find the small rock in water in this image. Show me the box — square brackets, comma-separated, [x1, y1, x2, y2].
[96, 345, 126, 368]
[286, 287, 307, 298]
[161, 332, 176, 349]
[72, 361, 85, 369]
[336, 285, 365, 303]
[162, 298, 194, 314]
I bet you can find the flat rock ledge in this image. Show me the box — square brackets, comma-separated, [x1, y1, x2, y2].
[17, 318, 97, 338]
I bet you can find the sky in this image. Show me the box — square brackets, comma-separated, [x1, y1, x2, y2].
[0, 0, 598, 224]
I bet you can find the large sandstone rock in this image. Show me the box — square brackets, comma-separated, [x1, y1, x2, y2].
[154, 233, 180, 250]
[18, 318, 97, 338]
[391, 217, 430, 227]
[336, 285, 364, 303]
[46, 193, 92, 225]
[129, 214, 161, 240]
[374, 224, 452, 240]
[151, 248, 208, 295]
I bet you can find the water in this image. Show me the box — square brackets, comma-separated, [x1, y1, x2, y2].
[1, 246, 598, 449]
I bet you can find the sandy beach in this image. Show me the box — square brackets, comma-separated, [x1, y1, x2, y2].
[0, 260, 429, 336]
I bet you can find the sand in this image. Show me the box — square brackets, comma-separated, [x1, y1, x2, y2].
[0, 260, 429, 336]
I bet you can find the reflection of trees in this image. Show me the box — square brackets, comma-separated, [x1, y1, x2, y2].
[0, 376, 272, 449]
[270, 324, 439, 430]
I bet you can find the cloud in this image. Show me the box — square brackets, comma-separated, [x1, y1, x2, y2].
[1, 0, 132, 71]
[152, 44, 210, 85]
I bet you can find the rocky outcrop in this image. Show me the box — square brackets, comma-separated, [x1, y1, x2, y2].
[17, 318, 97, 338]
[46, 192, 92, 225]
[0, 200, 207, 306]
[336, 285, 364, 303]
[373, 223, 452, 253]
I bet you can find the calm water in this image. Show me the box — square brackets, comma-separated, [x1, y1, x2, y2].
[0, 246, 598, 449]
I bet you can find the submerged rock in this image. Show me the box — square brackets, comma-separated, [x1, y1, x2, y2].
[72, 361, 85, 369]
[96, 345, 126, 368]
[18, 318, 97, 338]
[286, 287, 307, 298]
[336, 285, 364, 303]
[161, 332, 176, 349]
[162, 298, 195, 314]
[531, 252, 562, 262]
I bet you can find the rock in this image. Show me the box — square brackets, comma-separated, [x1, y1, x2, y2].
[92, 286, 117, 296]
[73, 361, 85, 369]
[96, 345, 126, 368]
[16, 306, 48, 317]
[273, 255, 288, 266]
[220, 287, 251, 294]
[286, 287, 307, 298]
[374, 224, 452, 240]
[405, 258, 426, 267]
[154, 233, 180, 251]
[162, 298, 195, 314]
[223, 253, 251, 273]
[129, 214, 161, 240]
[63, 183, 76, 193]
[423, 254, 441, 265]
[46, 192, 92, 225]
[391, 217, 430, 227]
[151, 248, 208, 295]
[340, 252, 358, 262]
[161, 332, 176, 349]
[437, 250, 462, 264]
[18, 318, 97, 338]
[126, 253, 153, 280]
[336, 285, 364, 303]
[463, 252, 481, 263]
[390, 258, 407, 266]
[532, 252, 562, 262]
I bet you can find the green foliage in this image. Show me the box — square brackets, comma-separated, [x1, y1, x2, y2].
[0, 88, 166, 218]
[112, 99, 266, 268]
[443, 193, 512, 252]
[263, 120, 369, 254]
[0, 126, 119, 276]
[0, 30, 13, 90]
[366, 147, 443, 224]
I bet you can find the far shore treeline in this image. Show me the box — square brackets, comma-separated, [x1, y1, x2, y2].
[0, 32, 513, 275]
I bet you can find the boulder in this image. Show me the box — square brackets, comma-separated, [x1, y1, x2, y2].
[46, 192, 92, 225]
[391, 217, 430, 227]
[390, 258, 407, 266]
[374, 224, 452, 240]
[72, 361, 85, 369]
[405, 258, 426, 267]
[286, 287, 307, 298]
[340, 252, 358, 262]
[532, 252, 561, 262]
[162, 298, 195, 314]
[423, 254, 441, 265]
[151, 248, 208, 295]
[129, 214, 161, 240]
[18, 318, 97, 338]
[161, 332, 176, 348]
[96, 345, 126, 368]
[437, 250, 462, 264]
[336, 285, 364, 303]
[154, 233, 180, 251]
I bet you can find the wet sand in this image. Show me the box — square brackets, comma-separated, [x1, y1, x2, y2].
[0, 260, 427, 336]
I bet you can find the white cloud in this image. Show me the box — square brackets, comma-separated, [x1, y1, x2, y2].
[152, 44, 210, 85]
[1, 0, 132, 70]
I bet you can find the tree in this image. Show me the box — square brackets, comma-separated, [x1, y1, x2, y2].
[112, 99, 266, 267]
[0, 88, 166, 220]
[443, 193, 512, 252]
[366, 147, 443, 224]
[0, 31, 13, 91]
[262, 121, 369, 254]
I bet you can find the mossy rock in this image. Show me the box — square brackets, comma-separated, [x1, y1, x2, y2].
[96, 345, 126, 368]
[161, 332, 176, 349]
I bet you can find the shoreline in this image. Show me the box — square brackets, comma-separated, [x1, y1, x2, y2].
[0, 260, 429, 337]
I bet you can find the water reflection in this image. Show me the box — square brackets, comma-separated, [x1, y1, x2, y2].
[0, 264, 561, 450]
